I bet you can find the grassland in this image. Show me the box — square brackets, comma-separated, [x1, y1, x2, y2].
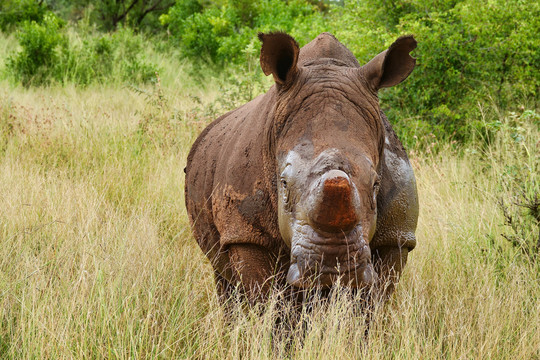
[0, 56, 539, 358]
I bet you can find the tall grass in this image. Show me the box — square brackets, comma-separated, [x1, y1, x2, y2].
[0, 68, 538, 358]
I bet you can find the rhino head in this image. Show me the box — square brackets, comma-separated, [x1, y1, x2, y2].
[259, 32, 417, 289]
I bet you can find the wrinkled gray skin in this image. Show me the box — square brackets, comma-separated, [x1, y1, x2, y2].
[185, 32, 419, 304]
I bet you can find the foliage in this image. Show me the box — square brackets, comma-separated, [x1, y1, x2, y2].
[0, 0, 48, 31]
[43, 0, 176, 32]
[5, 16, 159, 86]
[57, 26, 159, 85]
[5, 12, 65, 86]
[90, 0, 176, 31]
[161, 0, 326, 63]
[380, 0, 540, 144]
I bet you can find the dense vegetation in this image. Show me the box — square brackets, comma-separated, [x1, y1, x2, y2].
[0, 0, 538, 358]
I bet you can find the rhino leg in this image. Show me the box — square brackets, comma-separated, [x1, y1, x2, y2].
[227, 244, 283, 304]
[214, 270, 233, 302]
[371, 246, 409, 300]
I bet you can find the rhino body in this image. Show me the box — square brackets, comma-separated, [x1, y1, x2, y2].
[185, 32, 419, 302]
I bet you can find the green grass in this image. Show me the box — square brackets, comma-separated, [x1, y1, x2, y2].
[0, 49, 539, 358]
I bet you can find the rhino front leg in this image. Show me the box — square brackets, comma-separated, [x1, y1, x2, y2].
[227, 244, 282, 304]
[371, 246, 409, 300]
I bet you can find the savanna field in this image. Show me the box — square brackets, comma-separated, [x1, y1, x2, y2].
[1, 1, 539, 358]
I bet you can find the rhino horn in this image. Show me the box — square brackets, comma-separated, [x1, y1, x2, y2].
[309, 170, 360, 233]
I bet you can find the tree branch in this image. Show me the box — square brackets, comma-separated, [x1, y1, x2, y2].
[113, 0, 141, 28]
[136, 0, 175, 26]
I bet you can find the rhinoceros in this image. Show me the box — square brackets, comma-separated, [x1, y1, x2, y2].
[185, 32, 419, 304]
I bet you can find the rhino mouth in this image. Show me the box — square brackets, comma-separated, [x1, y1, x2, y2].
[286, 224, 377, 288]
[286, 262, 377, 289]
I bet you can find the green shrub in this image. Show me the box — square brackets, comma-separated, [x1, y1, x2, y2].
[328, 0, 539, 145]
[107, 26, 159, 83]
[0, 0, 47, 31]
[55, 31, 112, 85]
[386, 0, 540, 143]
[159, 0, 202, 31]
[6, 12, 65, 86]
[6, 21, 159, 86]
[57, 27, 159, 85]
[162, 0, 325, 63]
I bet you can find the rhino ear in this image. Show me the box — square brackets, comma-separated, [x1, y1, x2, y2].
[258, 32, 299, 86]
[362, 35, 417, 90]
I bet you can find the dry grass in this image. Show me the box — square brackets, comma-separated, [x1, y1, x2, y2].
[0, 76, 538, 359]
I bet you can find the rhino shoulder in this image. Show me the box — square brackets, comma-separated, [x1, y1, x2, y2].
[185, 93, 281, 252]
[371, 114, 419, 251]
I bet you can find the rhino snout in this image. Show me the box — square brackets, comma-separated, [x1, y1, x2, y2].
[307, 170, 361, 234]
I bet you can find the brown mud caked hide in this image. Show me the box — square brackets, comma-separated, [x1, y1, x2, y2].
[185, 32, 419, 303]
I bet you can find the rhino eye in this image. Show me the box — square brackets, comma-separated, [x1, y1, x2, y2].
[372, 180, 380, 210]
[280, 178, 291, 206]
[373, 180, 380, 193]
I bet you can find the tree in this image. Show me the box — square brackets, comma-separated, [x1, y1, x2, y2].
[44, 0, 175, 31]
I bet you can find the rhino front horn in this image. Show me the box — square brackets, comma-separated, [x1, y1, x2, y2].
[308, 170, 360, 233]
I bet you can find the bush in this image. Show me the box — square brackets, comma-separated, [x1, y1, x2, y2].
[162, 0, 325, 63]
[58, 26, 160, 85]
[6, 20, 160, 86]
[0, 0, 47, 31]
[327, 0, 540, 145]
[6, 13, 65, 86]
[386, 0, 540, 143]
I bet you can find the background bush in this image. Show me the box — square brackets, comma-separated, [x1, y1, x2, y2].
[5, 12, 64, 86]
[373, 0, 540, 144]
[57, 26, 159, 85]
[0, 0, 47, 31]
[160, 0, 326, 63]
[5, 13, 159, 86]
